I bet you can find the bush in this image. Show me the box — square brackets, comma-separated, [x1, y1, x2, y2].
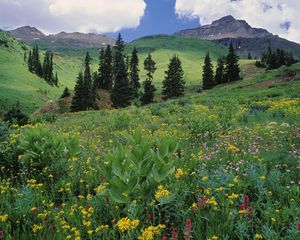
[18, 127, 80, 181]
[3, 102, 29, 126]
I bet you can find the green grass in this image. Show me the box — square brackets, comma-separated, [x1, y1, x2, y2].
[1, 61, 299, 239]
[0, 30, 82, 114]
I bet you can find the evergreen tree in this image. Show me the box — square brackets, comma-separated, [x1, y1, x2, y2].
[202, 53, 215, 90]
[32, 45, 43, 77]
[42, 51, 54, 84]
[214, 57, 225, 85]
[247, 52, 252, 60]
[24, 51, 27, 62]
[60, 87, 71, 98]
[28, 50, 33, 72]
[102, 45, 113, 90]
[95, 48, 105, 89]
[144, 53, 156, 81]
[162, 55, 185, 100]
[71, 72, 85, 112]
[82, 52, 94, 110]
[141, 53, 156, 105]
[111, 34, 133, 108]
[225, 42, 241, 82]
[129, 47, 140, 98]
[54, 72, 59, 86]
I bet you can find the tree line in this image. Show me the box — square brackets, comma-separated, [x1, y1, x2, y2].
[71, 34, 186, 111]
[255, 47, 296, 69]
[27, 46, 58, 86]
[202, 42, 241, 90]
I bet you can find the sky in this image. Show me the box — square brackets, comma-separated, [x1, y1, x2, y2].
[0, 0, 299, 43]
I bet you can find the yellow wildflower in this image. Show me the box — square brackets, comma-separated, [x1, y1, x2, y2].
[138, 224, 165, 240]
[155, 185, 170, 200]
[255, 233, 263, 239]
[116, 217, 140, 232]
[95, 224, 109, 233]
[202, 176, 209, 181]
[0, 214, 8, 222]
[32, 224, 43, 233]
[175, 168, 185, 179]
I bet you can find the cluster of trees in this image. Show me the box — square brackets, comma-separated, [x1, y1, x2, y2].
[27, 46, 58, 86]
[202, 42, 241, 90]
[256, 47, 296, 69]
[71, 34, 186, 111]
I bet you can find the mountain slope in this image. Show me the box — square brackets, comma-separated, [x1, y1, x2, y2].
[0, 30, 81, 114]
[9, 26, 115, 52]
[9, 26, 45, 41]
[127, 35, 228, 88]
[175, 15, 300, 58]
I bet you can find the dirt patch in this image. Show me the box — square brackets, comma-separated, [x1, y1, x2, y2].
[34, 89, 113, 115]
[251, 71, 300, 89]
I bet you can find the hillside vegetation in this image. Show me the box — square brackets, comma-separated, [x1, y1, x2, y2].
[0, 62, 299, 239]
[0, 30, 82, 114]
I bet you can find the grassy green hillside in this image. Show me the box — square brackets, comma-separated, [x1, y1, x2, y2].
[0, 30, 81, 114]
[1, 63, 299, 239]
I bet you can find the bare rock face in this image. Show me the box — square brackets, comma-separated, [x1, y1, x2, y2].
[9, 26, 115, 49]
[175, 15, 300, 58]
[10, 26, 45, 41]
[175, 15, 272, 40]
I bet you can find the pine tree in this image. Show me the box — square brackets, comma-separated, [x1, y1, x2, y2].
[111, 34, 133, 108]
[141, 53, 156, 104]
[225, 42, 241, 82]
[103, 45, 113, 90]
[202, 53, 215, 90]
[28, 50, 33, 72]
[71, 72, 85, 112]
[54, 72, 59, 86]
[129, 47, 140, 98]
[162, 55, 185, 100]
[144, 53, 156, 82]
[95, 48, 105, 89]
[214, 57, 225, 85]
[4, 101, 29, 126]
[60, 87, 71, 98]
[82, 52, 94, 110]
[43, 51, 54, 84]
[32, 46, 43, 77]
[247, 52, 252, 60]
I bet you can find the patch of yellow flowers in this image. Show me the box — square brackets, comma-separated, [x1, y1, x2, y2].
[116, 217, 140, 232]
[155, 185, 170, 200]
[138, 224, 166, 240]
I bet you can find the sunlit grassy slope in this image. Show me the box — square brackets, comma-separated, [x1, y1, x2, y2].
[0, 30, 82, 113]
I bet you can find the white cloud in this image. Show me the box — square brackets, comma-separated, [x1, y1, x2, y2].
[175, 0, 300, 43]
[0, 0, 146, 33]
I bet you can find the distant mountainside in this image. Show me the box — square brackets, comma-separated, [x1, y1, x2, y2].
[10, 26, 45, 41]
[175, 15, 300, 58]
[9, 26, 115, 51]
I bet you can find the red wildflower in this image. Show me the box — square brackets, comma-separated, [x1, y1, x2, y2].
[161, 235, 168, 240]
[0, 229, 4, 239]
[184, 218, 193, 240]
[171, 226, 178, 240]
[197, 196, 207, 207]
[297, 222, 300, 231]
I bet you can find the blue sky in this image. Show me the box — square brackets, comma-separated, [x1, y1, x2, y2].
[0, 0, 299, 43]
[107, 0, 199, 41]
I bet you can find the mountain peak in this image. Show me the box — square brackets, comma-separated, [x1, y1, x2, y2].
[175, 15, 272, 40]
[213, 15, 236, 24]
[9, 26, 45, 41]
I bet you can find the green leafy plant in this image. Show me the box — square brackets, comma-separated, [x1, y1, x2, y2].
[101, 131, 178, 205]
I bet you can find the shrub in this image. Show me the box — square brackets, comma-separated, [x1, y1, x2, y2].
[3, 102, 29, 126]
[18, 127, 80, 181]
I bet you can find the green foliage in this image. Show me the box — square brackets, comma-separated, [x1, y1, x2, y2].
[202, 53, 215, 90]
[101, 131, 178, 205]
[162, 55, 185, 100]
[215, 57, 226, 85]
[260, 47, 297, 69]
[71, 52, 96, 112]
[18, 127, 80, 181]
[111, 34, 134, 108]
[3, 102, 29, 126]
[60, 87, 71, 98]
[129, 47, 140, 98]
[225, 42, 241, 82]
